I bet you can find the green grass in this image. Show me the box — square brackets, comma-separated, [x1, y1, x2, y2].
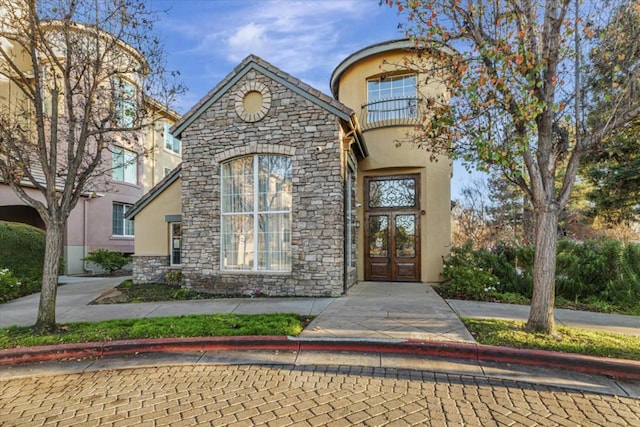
[463, 318, 640, 361]
[0, 314, 312, 349]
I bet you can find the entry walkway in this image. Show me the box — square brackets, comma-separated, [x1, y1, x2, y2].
[300, 281, 474, 342]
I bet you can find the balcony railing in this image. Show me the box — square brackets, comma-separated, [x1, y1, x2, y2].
[360, 97, 419, 130]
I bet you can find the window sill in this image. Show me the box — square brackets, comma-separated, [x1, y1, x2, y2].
[110, 236, 134, 240]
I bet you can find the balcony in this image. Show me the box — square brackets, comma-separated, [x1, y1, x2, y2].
[360, 97, 419, 131]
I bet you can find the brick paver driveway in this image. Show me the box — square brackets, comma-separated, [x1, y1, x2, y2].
[1, 364, 639, 426]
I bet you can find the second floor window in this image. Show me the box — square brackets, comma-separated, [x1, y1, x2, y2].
[112, 147, 137, 184]
[366, 74, 417, 122]
[113, 77, 136, 128]
[164, 123, 181, 154]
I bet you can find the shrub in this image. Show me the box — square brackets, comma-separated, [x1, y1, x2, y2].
[172, 288, 200, 300]
[83, 249, 131, 275]
[444, 238, 640, 311]
[0, 268, 22, 303]
[165, 270, 183, 287]
[0, 221, 45, 280]
[441, 243, 500, 299]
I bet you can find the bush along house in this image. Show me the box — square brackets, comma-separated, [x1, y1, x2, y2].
[126, 40, 452, 296]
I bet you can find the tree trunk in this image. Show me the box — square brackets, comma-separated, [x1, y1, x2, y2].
[526, 203, 559, 333]
[34, 220, 64, 332]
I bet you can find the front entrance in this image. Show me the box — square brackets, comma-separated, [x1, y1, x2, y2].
[364, 175, 420, 281]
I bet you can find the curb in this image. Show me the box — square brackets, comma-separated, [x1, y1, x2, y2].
[1, 337, 639, 381]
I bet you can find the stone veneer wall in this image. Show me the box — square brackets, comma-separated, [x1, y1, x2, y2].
[132, 255, 171, 284]
[180, 70, 347, 296]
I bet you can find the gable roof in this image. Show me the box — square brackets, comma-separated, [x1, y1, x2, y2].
[171, 54, 356, 139]
[125, 163, 181, 219]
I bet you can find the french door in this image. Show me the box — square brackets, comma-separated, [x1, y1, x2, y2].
[364, 175, 420, 281]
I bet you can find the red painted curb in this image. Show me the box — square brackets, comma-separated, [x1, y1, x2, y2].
[1, 337, 639, 381]
[475, 344, 640, 380]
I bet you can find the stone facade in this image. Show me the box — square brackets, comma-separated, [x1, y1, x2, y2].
[132, 255, 171, 284]
[179, 68, 353, 297]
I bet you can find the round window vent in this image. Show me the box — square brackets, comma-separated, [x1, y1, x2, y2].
[234, 81, 271, 122]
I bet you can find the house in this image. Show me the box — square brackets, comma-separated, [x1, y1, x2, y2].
[0, 14, 182, 275]
[127, 39, 452, 295]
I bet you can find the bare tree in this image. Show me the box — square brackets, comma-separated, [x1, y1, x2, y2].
[386, 0, 640, 332]
[452, 179, 492, 248]
[0, 0, 179, 331]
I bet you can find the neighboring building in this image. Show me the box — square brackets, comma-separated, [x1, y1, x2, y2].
[0, 17, 182, 275]
[127, 39, 451, 295]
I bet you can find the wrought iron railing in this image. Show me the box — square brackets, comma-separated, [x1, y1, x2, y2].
[360, 97, 419, 130]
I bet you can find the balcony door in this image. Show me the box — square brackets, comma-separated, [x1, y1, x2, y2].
[364, 175, 420, 282]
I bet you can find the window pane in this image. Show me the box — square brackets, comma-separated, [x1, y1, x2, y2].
[368, 215, 388, 257]
[368, 178, 416, 208]
[113, 147, 136, 184]
[124, 204, 134, 236]
[112, 204, 123, 235]
[171, 223, 181, 265]
[258, 156, 292, 212]
[112, 148, 124, 181]
[114, 78, 136, 128]
[395, 214, 416, 258]
[124, 150, 137, 184]
[112, 203, 133, 236]
[221, 214, 254, 270]
[222, 157, 254, 213]
[258, 213, 291, 271]
[164, 123, 181, 154]
[366, 75, 417, 122]
[164, 123, 172, 150]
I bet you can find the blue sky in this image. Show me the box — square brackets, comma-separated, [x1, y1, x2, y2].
[151, 0, 475, 196]
[153, 0, 405, 111]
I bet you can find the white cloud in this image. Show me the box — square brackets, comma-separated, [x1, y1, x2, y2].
[156, 0, 404, 101]
[228, 22, 268, 52]
[189, 0, 377, 76]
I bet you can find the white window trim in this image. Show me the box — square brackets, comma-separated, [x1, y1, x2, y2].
[220, 156, 292, 273]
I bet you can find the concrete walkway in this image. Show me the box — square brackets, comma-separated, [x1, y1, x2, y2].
[300, 281, 474, 342]
[2, 278, 639, 339]
[448, 299, 640, 337]
[0, 276, 334, 329]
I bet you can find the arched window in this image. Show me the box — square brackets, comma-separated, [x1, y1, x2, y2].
[221, 155, 292, 271]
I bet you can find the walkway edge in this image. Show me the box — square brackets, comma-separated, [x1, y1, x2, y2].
[1, 337, 639, 381]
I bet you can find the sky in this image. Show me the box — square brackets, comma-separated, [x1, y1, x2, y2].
[150, 0, 475, 197]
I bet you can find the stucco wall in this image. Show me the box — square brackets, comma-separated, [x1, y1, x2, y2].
[178, 69, 347, 296]
[334, 43, 452, 283]
[133, 178, 182, 256]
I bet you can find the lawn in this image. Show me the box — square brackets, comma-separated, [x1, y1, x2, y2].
[463, 318, 640, 361]
[0, 313, 312, 350]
